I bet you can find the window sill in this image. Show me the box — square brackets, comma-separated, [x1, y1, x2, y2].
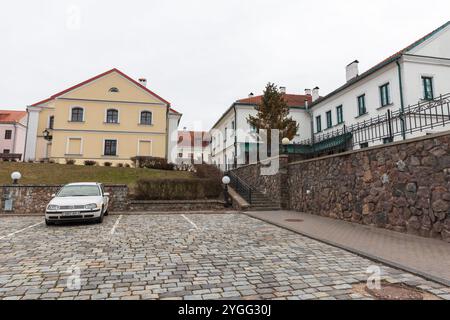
[323, 122, 345, 132]
[377, 103, 394, 111]
[68, 121, 85, 123]
[355, 113, 369, 119]
[102, 155, 119, 158]
[138, 123, 154, 127]
[65, 154, 83, 157]
[103, 122, 120, 125]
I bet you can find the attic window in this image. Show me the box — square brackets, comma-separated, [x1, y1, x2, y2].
[109, 87, 119, 93]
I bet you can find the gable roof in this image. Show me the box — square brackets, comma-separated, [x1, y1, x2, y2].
[31, 68, 180, 114]
[178, 131, 210, 148]
[310, 20, 450, 108]
[0, 110, 27, 123]
[237, 93, 313, 107]
[211, 93, 312, 130]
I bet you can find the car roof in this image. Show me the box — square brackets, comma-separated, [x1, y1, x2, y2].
[64, 182, 100, 186]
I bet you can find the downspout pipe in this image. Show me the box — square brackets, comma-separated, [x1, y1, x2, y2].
[396, 59, 406, 140]
[233, 104, 237, 168]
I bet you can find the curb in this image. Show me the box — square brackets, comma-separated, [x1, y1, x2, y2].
[244, 212, 450, 287]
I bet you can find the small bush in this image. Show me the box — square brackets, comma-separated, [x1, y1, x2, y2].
[84, 160, 97, 166]
[116, 163, 124, 168]
[65, 159, 76, 165]
[125, 164, 131, 168]
[134, 178, 222, 200]
[104, 162, 112, 167]
[131, 156, 175, 171]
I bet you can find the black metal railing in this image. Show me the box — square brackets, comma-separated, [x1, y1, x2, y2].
[296, 93, 450, 156]
[227, 170, 252, 204]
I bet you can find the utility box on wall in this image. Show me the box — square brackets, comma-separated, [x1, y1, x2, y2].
[2, 194, 13, 212]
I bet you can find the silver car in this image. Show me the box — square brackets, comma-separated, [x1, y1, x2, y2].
[45, 183, 110, 225]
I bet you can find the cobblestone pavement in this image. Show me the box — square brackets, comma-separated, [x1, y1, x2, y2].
[0, 214, 449, 300]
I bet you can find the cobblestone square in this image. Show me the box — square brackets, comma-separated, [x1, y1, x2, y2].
[0, 214, 448, 300]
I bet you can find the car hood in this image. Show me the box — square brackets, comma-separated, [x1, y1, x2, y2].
[49, 196, 103, 206]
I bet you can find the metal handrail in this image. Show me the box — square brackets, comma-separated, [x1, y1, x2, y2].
[227, 171, 252, 204]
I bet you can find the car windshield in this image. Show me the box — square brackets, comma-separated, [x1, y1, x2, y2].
[58, 185, 100, 197]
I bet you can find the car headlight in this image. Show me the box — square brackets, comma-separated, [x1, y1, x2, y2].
[85, 203, 98, 210]
[47, 204, 60, 211]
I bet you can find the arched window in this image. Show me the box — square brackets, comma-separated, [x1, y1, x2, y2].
[140, 111, 153, 125]
[106, 109, 119, 123]
[109, 87, 119, 93]
[71, 107, 84, 122]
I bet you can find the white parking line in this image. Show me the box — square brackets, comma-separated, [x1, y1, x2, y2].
[109, 215, 123, 235]
[0, 221, 44, 241]
[181, 214, 199, 230]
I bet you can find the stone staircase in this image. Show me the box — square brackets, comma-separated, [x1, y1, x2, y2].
[227, 171, 281, 211]
[248, 190, 281, 211]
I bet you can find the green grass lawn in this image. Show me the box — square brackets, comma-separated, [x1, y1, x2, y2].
[0, 162, 194, 186]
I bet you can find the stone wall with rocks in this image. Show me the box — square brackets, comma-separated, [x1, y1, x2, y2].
[232, 156, 289, 208]
[129, 200, 226, 212]
[231, 133, 450, 242]
[0, 185, 129, 214]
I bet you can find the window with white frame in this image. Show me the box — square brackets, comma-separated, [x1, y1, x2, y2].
[422, 77, 434, 100]
[71, 107, 84, 122]
[315, 115, 322, 133]
[336, 105, 343, 124]
[140, 111, 152, 125]
[104, 139, 117, 156]
[106, 109, 119, 123]
[357, 95, 367, 116]
[379, 83, 391, 107]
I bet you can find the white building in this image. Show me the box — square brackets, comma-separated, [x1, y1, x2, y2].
[210, 90, 315, 171]
[309, 21, 450, 151]
[177, 130, 211, 164]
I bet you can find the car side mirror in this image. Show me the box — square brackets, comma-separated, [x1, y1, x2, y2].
[51, 194, 56, 198]
[104, 193, 110, 197]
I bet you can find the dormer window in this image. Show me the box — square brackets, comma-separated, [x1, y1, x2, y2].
[109, 87, 119, 93]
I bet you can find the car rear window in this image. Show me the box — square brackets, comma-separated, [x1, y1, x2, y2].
[58, 185, 101, 197]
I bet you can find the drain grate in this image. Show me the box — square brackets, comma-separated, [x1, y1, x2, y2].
[285, 219, 304, 223]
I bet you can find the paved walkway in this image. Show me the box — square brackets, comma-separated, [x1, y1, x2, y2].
[245, 211, 450, 287]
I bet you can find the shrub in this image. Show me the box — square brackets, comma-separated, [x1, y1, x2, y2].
[134, 178, 222, 200]
[84, 160, 97, 166]
[104, 162, 112, 167]
[116, 163, 124, 168]
[131, 156, 175, 171]
[65, 159, 76, 165]
[194, 164, 222, 180]
[125, 164, 131, 168]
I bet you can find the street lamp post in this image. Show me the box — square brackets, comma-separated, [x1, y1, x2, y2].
[282, 137, 290, 154]
[11, 172, 22, 185]
[222, 176, 231, 208]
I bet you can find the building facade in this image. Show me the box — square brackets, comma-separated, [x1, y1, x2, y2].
[177, 130, 211, 164]
[0, 110, 27, 158]
[210, 91, 314, 171]
[308, 21, 450, 151]
[24, 69, 181, 165]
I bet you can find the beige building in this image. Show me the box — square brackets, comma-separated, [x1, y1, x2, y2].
[24, 69, 181, 165]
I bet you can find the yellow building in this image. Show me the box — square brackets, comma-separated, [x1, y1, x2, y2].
[24, 69, 182, 165]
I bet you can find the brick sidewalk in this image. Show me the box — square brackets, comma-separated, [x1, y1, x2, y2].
[245, 211, 450, 287]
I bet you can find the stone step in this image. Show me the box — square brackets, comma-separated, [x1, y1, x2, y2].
[249, 206, 282, 211]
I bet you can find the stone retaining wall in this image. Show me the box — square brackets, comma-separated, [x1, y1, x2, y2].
[0, 185, 129, 214]
[231, 132, 450, 242]
[128, 200, 225, 212]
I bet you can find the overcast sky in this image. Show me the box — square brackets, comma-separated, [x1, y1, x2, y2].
[1, 0, 449, 130]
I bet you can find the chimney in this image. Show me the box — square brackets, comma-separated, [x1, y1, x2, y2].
[280, 86, 286, 94]
[139, 78, 147, 87]
[305, 88, 312, 96]
[312, 87, 320, 102]
[248, 92, 254, 98]
[346, 60, 359, 82]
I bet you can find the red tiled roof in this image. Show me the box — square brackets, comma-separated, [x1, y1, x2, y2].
[237, 94, 312, 107]
[0, 110, 27, 123]
[310, 20, 450, 107]
[31, 68, 181, 114]
[178, 131, 210, 148]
